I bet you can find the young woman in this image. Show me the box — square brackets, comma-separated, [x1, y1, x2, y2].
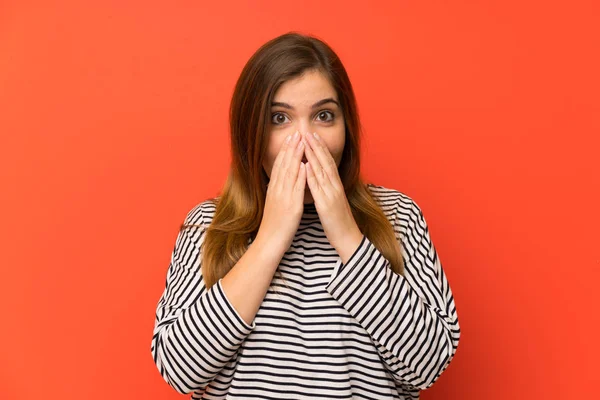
[150, 32, 460, 399]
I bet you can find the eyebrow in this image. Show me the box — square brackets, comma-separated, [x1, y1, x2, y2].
[271, 98, 340, 110]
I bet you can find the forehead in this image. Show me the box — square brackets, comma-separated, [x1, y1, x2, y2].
[273, 70, 337, 103]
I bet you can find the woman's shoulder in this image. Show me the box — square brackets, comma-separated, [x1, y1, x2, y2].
[181, 196, 219, 227]
[366, 183, 432, 245]
[366, 182, 417, 210]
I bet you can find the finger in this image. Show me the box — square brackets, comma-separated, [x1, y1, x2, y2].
[302, 132, 333, 191]
[270, 131, 297, 188]
[282, 131, 304, 191]
[305, 131, 343, 192]
[294, 162, 307, 195]
[305, 161, 323, 199]
[305, 132, 337, 178]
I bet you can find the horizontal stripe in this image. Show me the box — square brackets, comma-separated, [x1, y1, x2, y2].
[150, 183, 460, 399]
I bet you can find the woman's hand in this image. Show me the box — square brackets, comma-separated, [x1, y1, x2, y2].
[301, 131, 363, 263]
[256, 130, 308, 256]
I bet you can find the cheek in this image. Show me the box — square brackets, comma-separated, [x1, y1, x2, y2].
[263, 140, 283, 175]
[332, 144, 345, 165]
[269, 140, 283, 163]
[322, 137, 345, 164]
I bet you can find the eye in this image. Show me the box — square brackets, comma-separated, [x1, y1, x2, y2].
[270, 110, 335, 126]
[271, 112, 290, 125]
[316, 110, 335, 122]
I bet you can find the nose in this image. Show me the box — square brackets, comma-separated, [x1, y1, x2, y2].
[296, 130, 315, 147]
[294, 120, 313, 137]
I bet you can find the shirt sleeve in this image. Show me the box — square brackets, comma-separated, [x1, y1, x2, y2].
[150, 206, 256, 394]
[325, 199, 461, 390]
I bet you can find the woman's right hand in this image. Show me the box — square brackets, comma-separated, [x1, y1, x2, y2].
[256, 130, 307, 254]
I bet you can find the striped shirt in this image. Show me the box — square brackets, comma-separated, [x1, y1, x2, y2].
[150, 183, 461, 399]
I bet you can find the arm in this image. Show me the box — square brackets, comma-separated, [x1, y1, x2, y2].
[325, 199, 461, 390]
[150, 204, 280, 394]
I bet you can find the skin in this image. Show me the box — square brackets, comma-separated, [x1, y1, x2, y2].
[262, 69, 346, 204]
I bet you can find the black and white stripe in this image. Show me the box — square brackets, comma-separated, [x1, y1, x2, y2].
[150, 184, 460, 399]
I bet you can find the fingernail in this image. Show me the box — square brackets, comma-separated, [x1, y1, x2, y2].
[285, 134, 292, 143]
[313, 132, 319, 140]
[293, 130, 299, 138]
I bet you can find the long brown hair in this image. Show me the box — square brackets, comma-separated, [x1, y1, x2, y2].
[182, 31, 405, 290]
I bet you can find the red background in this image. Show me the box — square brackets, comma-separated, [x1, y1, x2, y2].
[1, 1, 598, 399]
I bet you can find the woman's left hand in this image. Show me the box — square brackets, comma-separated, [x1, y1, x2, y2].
[302, 131, 363, 263]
